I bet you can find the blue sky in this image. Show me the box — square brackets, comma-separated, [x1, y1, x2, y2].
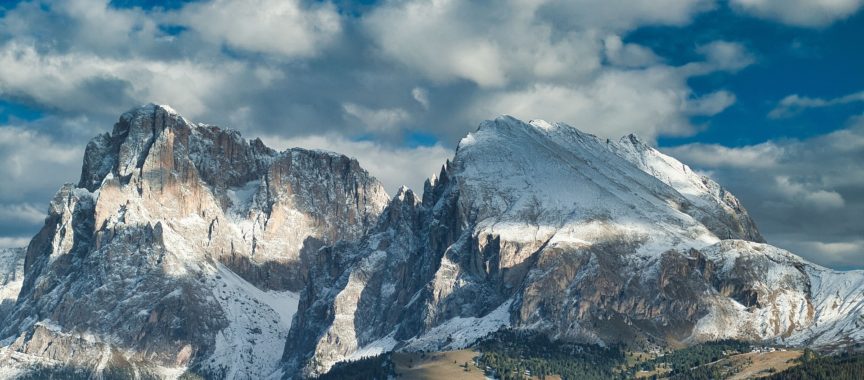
[0, 0, 862, 269]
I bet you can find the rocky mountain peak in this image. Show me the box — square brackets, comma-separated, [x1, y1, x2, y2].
[1, 104, 391, 378]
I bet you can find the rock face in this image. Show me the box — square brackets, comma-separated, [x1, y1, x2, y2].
[0, 104, 389, 378]
[283, 117, 864, 376]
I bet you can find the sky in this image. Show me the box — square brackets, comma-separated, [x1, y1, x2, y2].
[0, 0, 861, 270]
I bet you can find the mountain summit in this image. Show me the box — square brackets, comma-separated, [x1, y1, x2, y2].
[1, 106, 862, 379]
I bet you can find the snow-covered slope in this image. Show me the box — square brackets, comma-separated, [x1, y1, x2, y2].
[283, 116, 864, 377]
[693, 240, 864, 349]
[0, 104, 389, 378]
[612, 134, 763, 242]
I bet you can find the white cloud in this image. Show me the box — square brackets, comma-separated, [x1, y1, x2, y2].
[663, 141, 784, 168]
[536, 0, 716, 30]
[472, 64, 738, 142]
[773, 238, 864, 270]
[0, 203, 46, 225]
[362, 0, 602, 87]
[769, 90, 864, 118]
[0, 126, 82, 188]
[603, 35, 661, 68]
[0, 237, 31, 249]
[342, 103, 411, 132]
[412, 87, 430, 110]
[0, 42, 280, 118]
[731, 0, 863, 27]
[260, 134, 453, 195]
[172, 0, 341, 58]
[775, 176, 845, 209]
[695, 41, 755, 72]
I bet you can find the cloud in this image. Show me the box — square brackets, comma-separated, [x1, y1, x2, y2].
[730, 0, 864, 27]
[775, 176, 845, 209]
[471, 65, 740, 142]
[664, 114, 864, 268]
[0, 127, 82, 204]
[0, 126, 82, 243]
[0, 203, 47, 225]
[663, 141, 784, 168]
[695, 40, 755, 72]
[769, 90, 864, 118]
[772, 239, 864, 270]
[170, 0, 341, 58]
[0, 41, 280, 119]
[604, 35, 661, 68]
[536, 0, 716, 31]
[259, 134, 453, 195]
[0, 237, 31, 249]
[412, 87, 430, 110]
[342, 103, 411, 132]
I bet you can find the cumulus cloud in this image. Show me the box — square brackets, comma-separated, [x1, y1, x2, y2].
[0, 126, 82, 241]
[342, 103, 411, 132]
[769, 90, 864, 118]
[0, 42, 276, 119]
[604, 35, 661, 68]
[695, 41, 755, 72]
[260, 134, 453, 195]
[171, 0, 341, 58]
[472, 66, 739, 142]
[664, 115, 864, 268]
[731, 0, 864, 27]
[664, 141, 784, 168]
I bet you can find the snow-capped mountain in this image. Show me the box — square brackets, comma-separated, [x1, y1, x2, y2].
[1, 107, 862, 379]
[282, 116, 864, 376]
[0, 104, 389, 378]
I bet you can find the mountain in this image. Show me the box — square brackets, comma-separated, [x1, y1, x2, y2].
[0, 104, 389, 378]
[282, 117, 864, 376]
[1, 107, 862, 379]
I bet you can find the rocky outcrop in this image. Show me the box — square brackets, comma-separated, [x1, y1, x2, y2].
[0, 104, 389, 378]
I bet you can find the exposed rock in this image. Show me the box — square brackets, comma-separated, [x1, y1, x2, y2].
[0, 104, 389, 378]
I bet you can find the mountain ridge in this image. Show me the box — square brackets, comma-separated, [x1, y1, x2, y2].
[0, 105, 861, 380]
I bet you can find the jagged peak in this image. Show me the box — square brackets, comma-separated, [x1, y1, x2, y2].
[120, 103, 179, 119]
[619, 132, 650, 150]
[395, 185, 413, 201]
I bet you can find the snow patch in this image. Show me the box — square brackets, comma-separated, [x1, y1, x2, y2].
[206, 264, 299, 379]
[404, 300, 513, 352]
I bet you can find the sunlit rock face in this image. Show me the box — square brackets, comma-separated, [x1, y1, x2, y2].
[283, 116, 864, 377]
[0, 104, 389, 378]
